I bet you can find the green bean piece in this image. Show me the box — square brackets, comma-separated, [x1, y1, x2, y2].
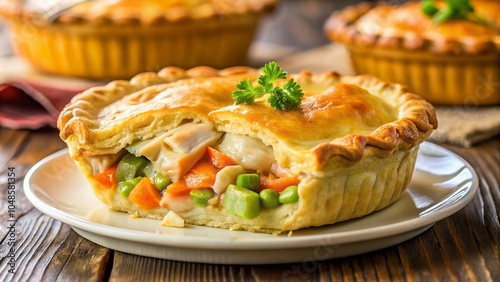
[116, 154, 149, 182]
[153, 173, 172, 192]
[223, 185, 260, 219]
[259, 189, 280, 209]
[235, 173, 260, 191]
[119, 177, 143, 197]
[278, 185, 299, 204]
[190, 189, 214, 208]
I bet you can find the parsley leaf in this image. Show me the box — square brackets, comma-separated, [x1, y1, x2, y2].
[260, 61, 288, 86]
[421, 0, 485, 25]
[268, 79, 304, 110]
[232, 79, 260, 105]
[232, 61, 304, 110]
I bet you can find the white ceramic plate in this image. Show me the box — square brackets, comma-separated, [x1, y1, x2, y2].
[24, 142, 478, 264]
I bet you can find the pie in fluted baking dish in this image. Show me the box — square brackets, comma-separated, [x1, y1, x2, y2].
[324, 0, 500, 105]
[57, 64, 437, 234]
[0, 0, 275, 79]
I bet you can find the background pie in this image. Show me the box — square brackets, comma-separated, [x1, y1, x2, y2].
[0, 0, 276, 79]
[324, 0, 500, 105]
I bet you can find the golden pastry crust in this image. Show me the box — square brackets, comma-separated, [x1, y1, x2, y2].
[59, 66, 258, 155]
[324, 1, 500, 54]
[58, 66, 437, 233]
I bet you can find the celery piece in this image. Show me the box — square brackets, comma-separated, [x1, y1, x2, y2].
[125, 139, 152, 155]
[190, 189, 214, 208]
[278, 185, 299, 204]
[119, 177, 143, 197]
[236, 173, 260, 191]
[142, 162, 155, 178]
[153, 174, 171, 192]
[116, 154, 148, 183]
[259, 189, 280, 209]
[223, 185, 260, 219]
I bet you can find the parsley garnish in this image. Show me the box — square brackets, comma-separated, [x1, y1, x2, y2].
[421, 0, 486, 25]
[232, 61, 304, 110]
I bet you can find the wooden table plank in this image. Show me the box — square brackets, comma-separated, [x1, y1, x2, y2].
[0, 129, 28, 167]
[55, 237, 111, 282]
[109, 252, 248, 282]
[0, 128, 110, 281]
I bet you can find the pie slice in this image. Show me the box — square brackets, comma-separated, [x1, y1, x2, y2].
[57, 66, 437, 234]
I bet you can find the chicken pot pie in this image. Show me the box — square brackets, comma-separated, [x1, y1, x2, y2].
[57, 66, 437, 234]
[324, 0, 500, 105]
[0, 0, 275, 79]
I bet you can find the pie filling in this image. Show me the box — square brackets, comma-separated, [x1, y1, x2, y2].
[92, 122, 300, 220]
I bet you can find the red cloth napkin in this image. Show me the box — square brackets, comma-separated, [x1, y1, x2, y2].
[0, 79, 99, 129]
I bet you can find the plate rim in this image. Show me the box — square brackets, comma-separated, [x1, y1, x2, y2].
[23, 142, 479, 250]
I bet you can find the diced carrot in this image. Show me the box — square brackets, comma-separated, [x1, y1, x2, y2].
[94, 164, 118, 189]
[184, 156, 218, 189]
[165, 179, 192, 197]
[260, 175, 300, 193]
[164, 157, 218, 198]
[128, 177, 162, 210]
[176, 145, 207, 179]
[164, 155, 219, 199]
[206, 147, 237, 169]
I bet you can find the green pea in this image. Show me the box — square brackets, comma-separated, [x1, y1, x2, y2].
[236, 173, 260, 191]
[279, 185, 299, 204]
[119, 177, 143, 197]
[259, 189, 280, 209]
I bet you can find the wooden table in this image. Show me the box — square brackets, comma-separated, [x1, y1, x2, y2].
[0, 127, 498, 281]
[0, 0, 498, 279]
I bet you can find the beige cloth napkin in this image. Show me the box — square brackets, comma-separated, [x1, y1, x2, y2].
[430, 106, 500, 147]
[276, 44, 500, 147]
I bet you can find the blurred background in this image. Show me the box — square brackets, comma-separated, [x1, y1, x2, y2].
[0, 0, 378, 62]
